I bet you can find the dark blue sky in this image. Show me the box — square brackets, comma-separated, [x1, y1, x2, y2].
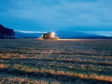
[0, 0, 112, 36]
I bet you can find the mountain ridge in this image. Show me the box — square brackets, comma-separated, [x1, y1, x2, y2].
[15, 31, 112, 39]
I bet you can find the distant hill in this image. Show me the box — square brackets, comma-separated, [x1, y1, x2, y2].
[15, 31, 112, 39]
[15, 32, 42, 38]
[56, 31, 97, 39]
[56, 31, 112, 39]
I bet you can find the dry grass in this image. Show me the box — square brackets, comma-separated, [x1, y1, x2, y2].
[0, 39, 112, 84]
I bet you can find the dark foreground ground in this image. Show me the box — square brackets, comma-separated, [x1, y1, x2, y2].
[0, 39, 112, 84]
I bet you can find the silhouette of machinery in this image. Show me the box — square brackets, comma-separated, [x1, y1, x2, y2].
[41, 32, 58, 40]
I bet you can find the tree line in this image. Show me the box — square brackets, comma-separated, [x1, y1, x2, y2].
[0, 24, 15, 39]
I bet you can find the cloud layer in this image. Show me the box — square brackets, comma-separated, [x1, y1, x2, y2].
[0, 0, 112, 32]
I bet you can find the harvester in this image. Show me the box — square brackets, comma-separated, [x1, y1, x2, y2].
[40, 32, 59, 40]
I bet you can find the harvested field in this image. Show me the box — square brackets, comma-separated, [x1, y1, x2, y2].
[0, 39, 112, 84]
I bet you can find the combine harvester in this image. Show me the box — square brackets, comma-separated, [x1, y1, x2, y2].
[38, 32, 81, 41]
[38, 32, 59, 40]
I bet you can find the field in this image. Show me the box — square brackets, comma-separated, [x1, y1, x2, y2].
[0, 39, 112, 84]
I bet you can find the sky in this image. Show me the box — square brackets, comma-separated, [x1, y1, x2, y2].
[0, 0, 112, 36]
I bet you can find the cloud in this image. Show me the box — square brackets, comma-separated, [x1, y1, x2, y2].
[0, 0, 112, 31]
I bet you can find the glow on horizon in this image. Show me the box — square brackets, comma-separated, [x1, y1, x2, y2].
[17, 30, 112, 37]
[16, 30, 47, 33]
[83, 31, 112, 37]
